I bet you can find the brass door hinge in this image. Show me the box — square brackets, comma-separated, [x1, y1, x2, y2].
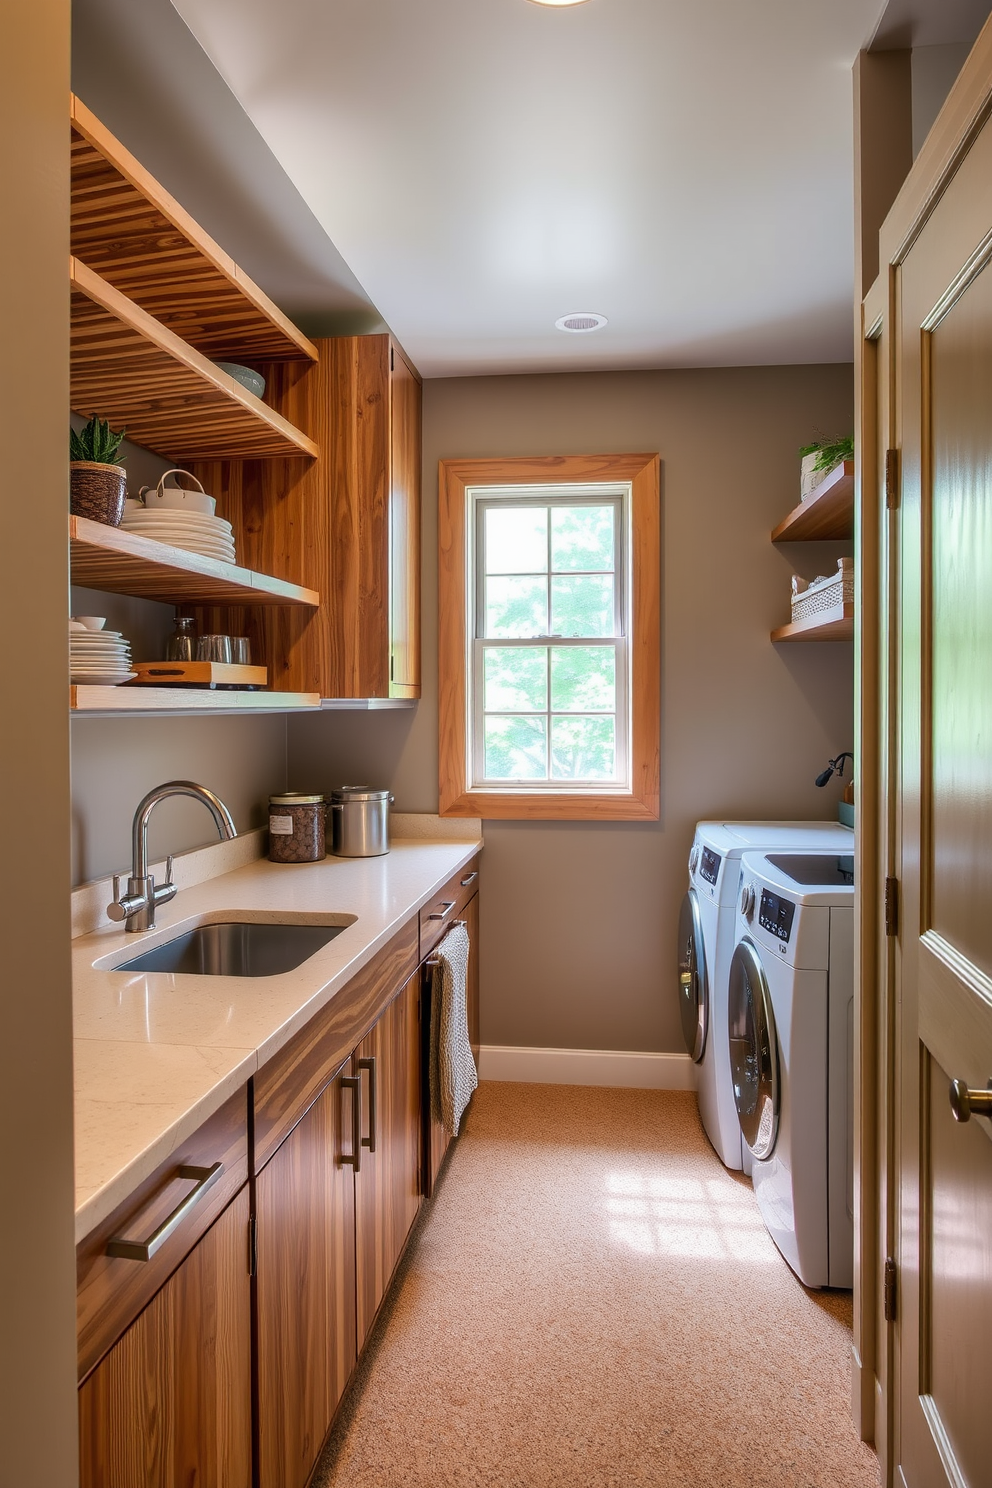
[885, 448, 900, 509]
[248, 1213, 258, 1278]
[884, 876, 899, 937]
[884, 1256, 897, 1322]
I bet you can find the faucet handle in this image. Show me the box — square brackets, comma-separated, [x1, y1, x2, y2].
[165, 854, 175, 887]
[107, 876, 127, 922]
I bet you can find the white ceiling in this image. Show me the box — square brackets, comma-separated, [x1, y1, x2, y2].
[169, 0, 888, 377]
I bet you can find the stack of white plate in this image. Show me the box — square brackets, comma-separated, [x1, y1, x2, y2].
[70, 621, 136, 686]
[121, 506, 237, 564]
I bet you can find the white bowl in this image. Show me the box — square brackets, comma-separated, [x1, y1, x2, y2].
[214, 362, 266, 399]
[73, 616, 107, 631]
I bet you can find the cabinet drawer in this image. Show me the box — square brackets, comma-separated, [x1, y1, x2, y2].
[76, 1086, 248, 1383]
[254, 915, 419, 1172]
[419, 856, 480, 961]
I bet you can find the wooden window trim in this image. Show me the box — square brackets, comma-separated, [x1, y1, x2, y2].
[438, 452, 660, 821]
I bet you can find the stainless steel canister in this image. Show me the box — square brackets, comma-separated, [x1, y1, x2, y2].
[329, 786, 394, 857]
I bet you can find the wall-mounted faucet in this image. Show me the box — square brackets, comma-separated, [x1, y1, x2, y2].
[107, 781, 237, 932]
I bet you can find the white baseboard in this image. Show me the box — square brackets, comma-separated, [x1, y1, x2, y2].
[478, 1045, 697, 1091]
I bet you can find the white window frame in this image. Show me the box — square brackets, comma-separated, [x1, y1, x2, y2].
[467, 482, 632, 792]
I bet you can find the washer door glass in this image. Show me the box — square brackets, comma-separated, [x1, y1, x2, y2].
[728, 938, 779, 1159]
[677, 888, 708, 1063]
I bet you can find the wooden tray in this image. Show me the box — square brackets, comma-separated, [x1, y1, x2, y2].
[130, 661, 268, 688]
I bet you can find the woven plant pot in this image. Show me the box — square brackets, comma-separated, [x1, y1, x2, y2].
[70, 462, 127, 526]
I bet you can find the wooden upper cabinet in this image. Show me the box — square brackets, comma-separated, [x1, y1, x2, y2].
[192, 333, 422, 700]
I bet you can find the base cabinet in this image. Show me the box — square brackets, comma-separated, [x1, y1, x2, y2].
[354, 971, 423, 1346]
[256, 969, 424, 1487]
[255, 1064, 357, 1488]
[78, 1186, 252, 1488]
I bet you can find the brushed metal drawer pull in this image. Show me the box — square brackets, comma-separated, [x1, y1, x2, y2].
[106, 1162, 223, 1262]
[460, 872, 478, 887]
[340, 1075, 362, 1172]
[357, 1056, 377, 1153]
[428, 901, 456, 920]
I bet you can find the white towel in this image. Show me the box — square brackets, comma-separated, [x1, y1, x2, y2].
[429, 922, 478, 1136]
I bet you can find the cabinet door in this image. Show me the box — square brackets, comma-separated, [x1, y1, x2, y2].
[388, 342, 421, 698]
[78, 1186, 251, 1488]
[423, 891, 480, 1195]
[256, 1067, 357, 1488]
[354, 972, 423, 1346]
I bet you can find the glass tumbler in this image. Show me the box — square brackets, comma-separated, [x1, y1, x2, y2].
[196, 634, 232, 664]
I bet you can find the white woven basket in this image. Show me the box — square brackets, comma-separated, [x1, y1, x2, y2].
[791, 558, 854, 623]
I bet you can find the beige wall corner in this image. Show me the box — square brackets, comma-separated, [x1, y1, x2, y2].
[854, 49, 913, 299]
[0, 2, 80, 1482]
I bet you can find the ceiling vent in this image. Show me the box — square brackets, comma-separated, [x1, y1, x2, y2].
[555, 312, 608, 332]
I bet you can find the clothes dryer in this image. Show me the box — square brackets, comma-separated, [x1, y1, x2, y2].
[728, 850, 855, 1287]
[678, 821, 853, 1171]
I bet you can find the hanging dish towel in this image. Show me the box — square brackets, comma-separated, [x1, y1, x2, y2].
[429, 921, 477, 1136]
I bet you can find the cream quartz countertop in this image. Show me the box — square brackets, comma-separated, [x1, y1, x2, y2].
[72, 831, 481, 1245]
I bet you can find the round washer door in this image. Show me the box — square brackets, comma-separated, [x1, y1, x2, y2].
[677, 888, 708, 1063]
[728, 937, 779, 1159]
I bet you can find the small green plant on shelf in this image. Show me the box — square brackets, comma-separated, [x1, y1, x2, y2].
[799, 435, 854, 473]
[799, 434, 853, 502]
[69, 415, 128, 528]
[70, 414, 127, 465]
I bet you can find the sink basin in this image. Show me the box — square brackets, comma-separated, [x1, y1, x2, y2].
[114, 920, 350, 977]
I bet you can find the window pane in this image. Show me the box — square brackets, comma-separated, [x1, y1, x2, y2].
[485, 506, 547, 575]
[550, 647, 615, 712]
[484, 647, 547, 711]
[484, 715, 547, 779]
[485, 576, 548, 637]
[550, 574, 614, 637]
[551, 505, 614, 572]
[550, 716, 616, 780]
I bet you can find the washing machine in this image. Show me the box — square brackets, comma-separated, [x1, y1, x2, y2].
[678, 821, 853, 1172]
[728, 850, 855, 1288]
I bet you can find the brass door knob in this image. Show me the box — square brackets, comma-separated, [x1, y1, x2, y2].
[949, 1078, 992, 1123]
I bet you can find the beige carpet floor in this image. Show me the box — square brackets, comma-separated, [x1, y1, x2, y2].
[314, 1082, 880, 1488]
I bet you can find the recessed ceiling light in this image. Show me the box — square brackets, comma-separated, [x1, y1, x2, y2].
[555, 312, 608, 332]
[527, 0, 591, 6]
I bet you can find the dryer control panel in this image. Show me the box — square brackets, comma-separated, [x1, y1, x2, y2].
[699, 847, 721, 887]
[759, 889, 795, 943]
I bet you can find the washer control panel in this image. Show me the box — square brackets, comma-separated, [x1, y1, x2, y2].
[759, 889, 795, 942]
[699, 847, 721, 887]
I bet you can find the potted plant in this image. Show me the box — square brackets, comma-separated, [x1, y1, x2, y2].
[799, 435, 854, 501]
[70, 415, 128, 526]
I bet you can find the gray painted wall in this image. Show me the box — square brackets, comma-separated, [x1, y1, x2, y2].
[289, 363, 854, 1054]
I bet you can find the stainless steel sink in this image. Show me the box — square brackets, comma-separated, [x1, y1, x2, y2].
[113, 920, 350, 977]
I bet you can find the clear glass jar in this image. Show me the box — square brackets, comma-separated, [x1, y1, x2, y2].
[165, 615, 197, 661]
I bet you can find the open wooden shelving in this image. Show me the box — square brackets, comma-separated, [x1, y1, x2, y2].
[70, 516, 319, 608]
[71, 686, 321, 716]
[771, 461, 854, 542]
[770, 602, 854, 643]
[71, 259, 319, 462]
[70, 95, 317, 366]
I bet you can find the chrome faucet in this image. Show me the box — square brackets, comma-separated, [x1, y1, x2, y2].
[107, 781, 237, 932]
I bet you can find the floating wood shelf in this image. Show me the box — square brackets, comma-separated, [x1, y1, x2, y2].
[69, 515, 320, 607]
[771, 462, 854, 542]
[70, 258, 320, 462]
[70, 95, 317, 365]
[770, 602, 854, 642]
[71, 686, 321, 715]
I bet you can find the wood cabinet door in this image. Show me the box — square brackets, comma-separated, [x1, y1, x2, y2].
[892, 89, 992, 1488]
[78, 1186, 251, 1488]
[354, 972, 422, 1346]
[255, 1066, 357, 1488]
[388, 341, 422, 698]
[423, 892, 480, 1195]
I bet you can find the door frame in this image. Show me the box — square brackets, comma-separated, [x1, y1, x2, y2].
[862, 18, 992, 1483]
